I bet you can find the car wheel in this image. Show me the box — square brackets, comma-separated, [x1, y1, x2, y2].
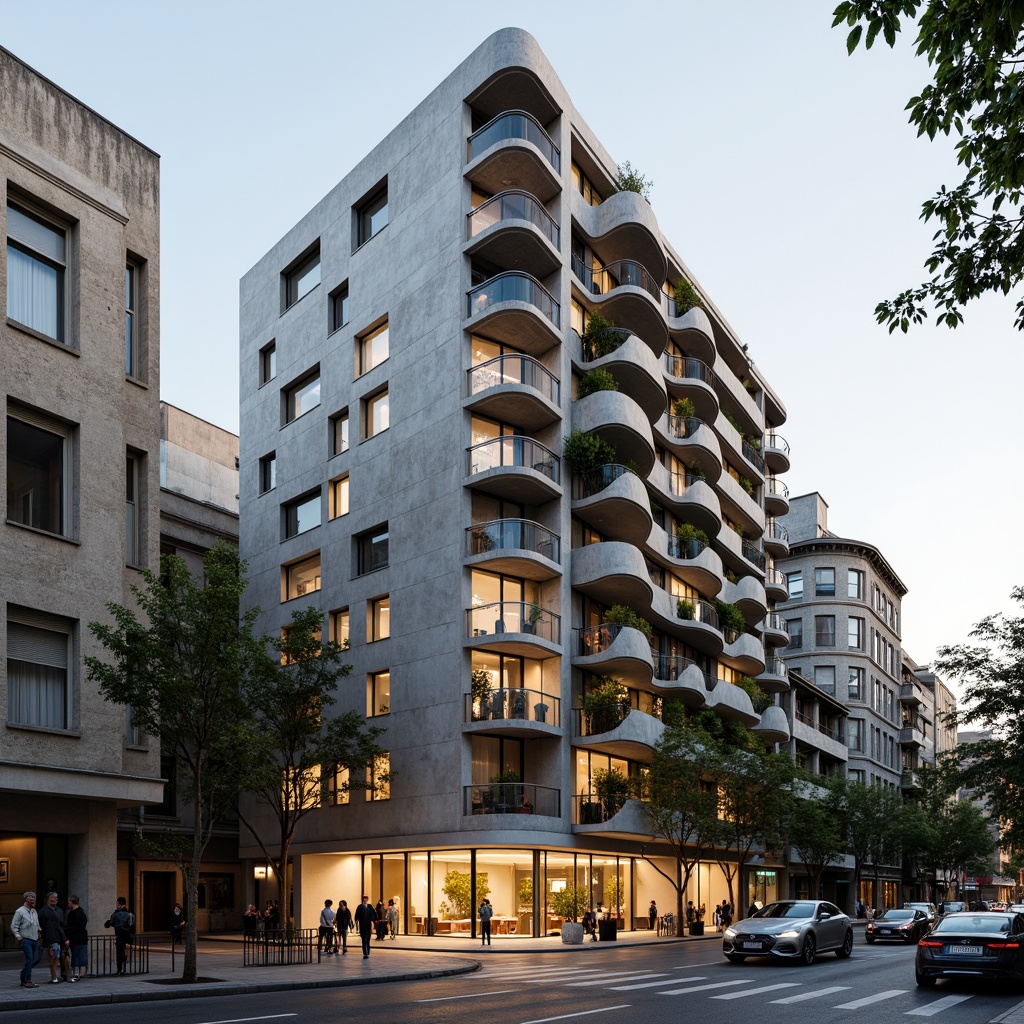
[916, 972, 936, 988]
[799, 934, 816, 965]
[725, 953, 745, 964]
[835, 929, 853, 958]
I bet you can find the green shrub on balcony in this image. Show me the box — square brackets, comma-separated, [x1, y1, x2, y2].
[688, 462, 707, 481]
[739, 476, 755, 497]
[713, 599, 746, 635]
[593, 767, 632, 818]
[675, 522, 710, 549]
[581, 676, 629, 734]
[672, 397, 695, 418]
[612, 160, 652, 200]
[605, 603, 653, 641]
[563, 429, 616, 475]
[581, 311, 624, 358]
[677, 598, 696, 620]
[673, 277, 704, 314]
[577, 368, 618, 399]
[735, 675, 772, 715]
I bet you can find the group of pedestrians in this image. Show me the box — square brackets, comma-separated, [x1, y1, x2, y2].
[319, 896, 399, 959]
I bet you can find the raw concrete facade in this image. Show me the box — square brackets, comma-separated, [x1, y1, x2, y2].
[0, 46, 162, 919]
[239, 28, 793, 934]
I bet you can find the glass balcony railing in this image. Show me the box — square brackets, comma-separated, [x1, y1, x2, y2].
[465, 687, 560, 727]
[571, 254, 661, 304]
[763, 656, 788, 679]
[765, 518, 789, 545]
[466, 600, 561, 645]
[676, 597, 719, 630]
[741, 540, 766, 571]
[667, 535, 709, 561]
[765, 567, 786, 590]
[467, 272, 560, 327]
[665, 415, 707, 441]
[764, 432, 791, 457]
[467, 110, 561, 172]
[742, 440, 765, 473]
[466, 518, 560, 563]
[577, 622, 626, 656]
[766, 478, 790, 501]
[764, 612, 787, 633]
[467, 353, 560, 404]
[573, 793, 631, 825]
[467, 435, 560, 482]
[663, 354, 715, 385]
[653, 652, 715, 690]
[667, 470, 708, 499]
[468, 189, 560, 247]
[573, 704, 632, 738]
[573, 463, 635, 500]
[580, 326, 632, 362]
[465, 782, 561, 816]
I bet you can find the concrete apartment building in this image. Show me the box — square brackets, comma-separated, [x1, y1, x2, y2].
[238, 28, 793, 935]
[1, 47, 162, 917]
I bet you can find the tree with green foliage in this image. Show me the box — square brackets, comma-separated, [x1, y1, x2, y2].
[86, 544, 264, 983]
[833, 1, 1024, 331]
[836, 777, 906, 912]
[613, 160, 653, 200]
[577, 367, 619, 399]
[441, 870, 489, 919]
[562, 429, 616, 475]
[784, 781, 847, 899]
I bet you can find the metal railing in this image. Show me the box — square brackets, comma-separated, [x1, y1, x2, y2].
[742, 440, 765, 473]
[665, 414, 707, 440]
[467, 271, 561, 327]
[466, 518, 560, 563]
[466, 600, 561, 645]
[653, 652, 715, 690]
[573, 463, 635, 499]
[764, 432, 791, 457]
[667, 470, 708, 499]
[676, 597, 720, 630]
[571, 254, 662, 303]
[667, 535, 708, 561]
[465, 687, 560, 726]
[468, 110, 561, 172]
[87, 934, 150, 976]
[468, 189, 559, 247]
[763, 656, 789, 679]
[243, 928, 319, 967]
[467, 353, 560, 404]
[467, 435, 560, 482]
[577, 622, 624, 656]
[572, 792, 634, 825]
[765, 567, 786, 590]
[663, 354, 714, 385]
[766, 477, 790, 501]
[765, 518, 789, 545]
[741, 540, 766, 570]
[465, 782, 561, 816]
[573, 705, 632, 737]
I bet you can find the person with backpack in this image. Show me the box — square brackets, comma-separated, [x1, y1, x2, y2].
[478, 898, 493, 946]
[104, 897, 134, 976]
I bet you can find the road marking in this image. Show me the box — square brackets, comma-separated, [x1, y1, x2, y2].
[195, 1017, 298, 1024]
[834, 990, 908, 1008]
[771, 986, 852, 1003]
[905, 994, 975, 1016]
[418, 989, 515, 1003]
[564, 973, 668, 986]
[519, 1006, 631, 1024]
[522, 969, 607, 983]
[712, 983, 802, 999]
[610, 977, 708, 991]
[659, 980, 751, 995]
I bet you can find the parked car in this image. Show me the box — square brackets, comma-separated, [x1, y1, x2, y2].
[1009, 904, 1024, 915]
[723, 899, 853, 965]
[867, 908, 931, 944]
[904, 902, 939, 928]
[916, 911, 1024, 987]
[938, 900, 966, 916]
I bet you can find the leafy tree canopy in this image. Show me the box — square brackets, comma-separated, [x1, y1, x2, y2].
[833, 1, 1024, 331]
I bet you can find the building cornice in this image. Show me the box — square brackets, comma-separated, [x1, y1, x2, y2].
[788, 536, 906, 596]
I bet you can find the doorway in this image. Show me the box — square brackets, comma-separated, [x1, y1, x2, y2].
[142, 871, 175, 933]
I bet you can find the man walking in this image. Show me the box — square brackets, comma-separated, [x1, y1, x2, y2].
[319, 899, 337, 956]
[337, 899, 352, 955]
[353, 895, 376, 959]
[104, 897, 134, 975]
[10, 891, 39, 989]
[66, 896, 88, 982]
[38, 892, 68, 983]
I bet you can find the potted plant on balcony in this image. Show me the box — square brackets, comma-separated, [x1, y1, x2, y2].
[581, 676, 629, 735]
[577, 367, 618, 398]
[688, 461, 707, 482]
[677, 598, 696, 620]
[563, 429, 616, 477]
[673, 276, 704, 314]
[523, 603, 543, 634]
[470, 668, 492, 720]
[672, 397, 695, 419]
[605, 603, 653, 641]
[593, 767, 631, 819]
[490, 770, 523, 813]
[675, 522, 709, 559]
[551, 885, 589, 943]
[581, 310, 621, 359]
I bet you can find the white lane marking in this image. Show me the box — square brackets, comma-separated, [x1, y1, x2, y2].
[712, 983, 802, 999]
[418, 989, 516, 1003]
[771, 986, 852, 1003]
[519, 1006, 631, 1024]
[564, 972, 668, 986]
[610, 977, 708, 991]
[196, 1018, 298, 1024]
[659, 980, 752, 995]
[522, 969, 607, 983]
[835, 990, 908, 1008]
[485, 967, 575, 977]
[905, 994, 975, 1016]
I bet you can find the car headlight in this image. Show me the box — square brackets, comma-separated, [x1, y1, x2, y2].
[777, 929, 801, 939]
[724, 927, 736, 938]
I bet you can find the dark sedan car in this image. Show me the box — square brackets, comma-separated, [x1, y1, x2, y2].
[916, 911, 1024, 987]
[723, 899, 853, 965]
[866, 908, 930, 944]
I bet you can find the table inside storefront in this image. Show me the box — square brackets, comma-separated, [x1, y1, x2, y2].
[433, 917, 518, 934]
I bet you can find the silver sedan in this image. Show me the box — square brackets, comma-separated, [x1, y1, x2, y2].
[723, 899, 854, 965]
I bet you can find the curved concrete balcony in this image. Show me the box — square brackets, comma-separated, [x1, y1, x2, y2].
[571, 187, 667, 282]
[573, 256, 668, 352]
[466, 110, 561, 202]
[765, 477, 790, 516]
[763, 517, 790, 558]
[661, 529, 725, 596]
[707, 680, 759, 725]
[762, 612, 790, 649]
[715, 521, 767, 583]
[465, 519, 561, 581]
[466, 354, 561, 431]
[753, 704, 790, 745]
[764, 567, 788, 603]
[464, 687, 562, 738]
[465, 190, 561, 279]
[464, 782, 561, 818]
[721, 630, 766, 675]
[466, 435, 561, 504]
[575, 330, 665, 421]
[466, 272, 561, 357]
[665, 304, 716, 365]
[719, 575, 767, 624]
[717, 369, 765, 439]
[572, 464, 652, 547]
[663, 354, 720, 422]
[656, 590, 724, 657]
[572, 796, 651, 836]
[574, 706, 664, 760]
[573, 390, 656, 477]
[574, 623, 654, 689]
[647, 462, 722, 537]
[651, 654, 713, 706]
[763, 432, 791, 474]
[716, 471, 766, 538]
[899, 723, 927, 748]
[465, 600, 561, 658]
[571, 540, 654, 609]
[758, 655, 790, 694]
[657, 415, 722, 483]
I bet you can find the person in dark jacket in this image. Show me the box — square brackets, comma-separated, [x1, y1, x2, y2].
[353, 896, 377, 958]
[336, 899, 353, 954]
[65, 896, 88, 982]
[38, 892, 68, 984]
[104, 897, 134, 976]
[170, 902, 186, 945]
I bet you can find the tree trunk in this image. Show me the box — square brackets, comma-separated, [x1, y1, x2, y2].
[182, 795, 203, 983]
[676, 859, 685, 937]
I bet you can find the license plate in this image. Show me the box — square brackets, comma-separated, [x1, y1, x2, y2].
[948, 945, 982, 955]
[742, 942, 762, 950]
[878, 929, 892, 935]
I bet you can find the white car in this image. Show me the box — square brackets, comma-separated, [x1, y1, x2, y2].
[723, 900, 854, 965]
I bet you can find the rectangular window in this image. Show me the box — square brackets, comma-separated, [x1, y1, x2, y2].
[126, 704, 145, 747]
[260, 341, 276, 385]
[356, 182, 388, 247]
[6, 612, 71, 730]
[786, 619, 803, 649]
[369, 751, 391, 800]
[285, 552, 321, 600]
[785, 572, 803, 600]
[814, 665, 836, 695]
[330, 410, 349, 456]
[815, 615, 836, 647]
[357, 321, 389, 376]
[848, 768, 865, 785]
[848, 569, 863, 600]
[259, 452, 276, 494]
[332, 608, 350, 647]
[284, 490, 321, 538]
[848, 616, 864, 650]
[284, 370, 320, 423]
[126, 452, 140, 566]
[285, 248, 321, 309]
[367, 595, 390, 642]
[327, 765, 350, 806]
[6, 412, 69, 537]
[848, 718, 864, 752]
[849, 666, 864, 701]
[330, 282, 349, 332]
[363, 387, 389, 439]
[328, 474, 349, 519]
[125, 263, 137, 375]
[356, 524, 389, 575]
[6, 202, 66, 343]
[815, 567, 835, 596]
[367, 670, 391, 717]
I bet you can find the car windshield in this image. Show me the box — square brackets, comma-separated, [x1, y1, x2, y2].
[934, 914, 1011, 934]
[755, 902, 817, 919]
[881, 909, 915, 920]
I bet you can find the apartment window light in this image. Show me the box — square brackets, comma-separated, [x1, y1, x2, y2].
[363, 387, 389, 439]
[284, 247, 321, 309]
[125, 263, 138, 375]
[6, 611, 72, 730]
[355, 181, 388, 248]
[332, 607, 350, 647]
[285, 552, 322, 600]
[259, 341, 276, 385]
[259, 452, 276, 494]
[367, 595, 390, 642]
[328, 474, 349, 519]
[356, 524, 389, 575]
[368, 751, 391, 800]
[357, 320, 389, 376]
[284, 369, 320, 423]
[330, 282, 349, 332]
[6, 202, 67, 343]
[330, 410, 349, 456]
[6, 411, 70, 537]
[367, 670, 390, 717]
[284, 489, 321, 538]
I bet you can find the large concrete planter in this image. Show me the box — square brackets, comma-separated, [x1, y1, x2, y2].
[561, 922, 584, 944]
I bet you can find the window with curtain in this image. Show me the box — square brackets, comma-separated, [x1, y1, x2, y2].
[7, 617, 70, 729]
[6, 203, 66, 343]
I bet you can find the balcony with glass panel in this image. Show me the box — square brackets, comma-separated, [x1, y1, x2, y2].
[663, 528, 725, 596]
[763, 432, 791, 474]
[571, 795, 651, 836]
[465, 600, 561, 657]
[572, 705, 664, 760]
[466, 272, 561, 355]
[764, 567, 788, 603]
[465, 435, 561, 504]
[657, 414, 722, 483]
[465, 190, 561, 277]
[570, 185, 666, 284]
[646, 461, 721, 538]
[763, 517, 790, 557]
[574, 329, 665, 419]
[764, 476, 790, 516]
[660, 591, 725, 657]
[574, 623, 654, 689]
[762, 612, 790, 649]
[758, 655, 790, 694]
[572, 390, 656, 477]
[464, 782, 561, 818]
[466, 110, 562, 202]
[571, 464, 652, 548]
[571, 254, 667, 348]
[651, 653, 714, 706]
[465, 519, 561, 581]
[466, 353, 561, 431]
[464, 687, 562, 738]
[662, 354, 719, 422]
